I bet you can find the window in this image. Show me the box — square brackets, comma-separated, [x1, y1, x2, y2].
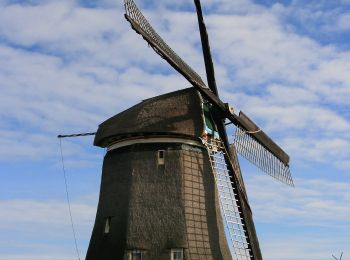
[158, 150, 165, 165]
[129, 250, 143, 260]
[203, 102, 219, 138]
[171, 249, 183, 260]
[104, 217, 112, 234]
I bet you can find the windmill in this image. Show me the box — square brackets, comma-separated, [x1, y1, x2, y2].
[332, 252, 344, 260]
[86, 0, 293, 259]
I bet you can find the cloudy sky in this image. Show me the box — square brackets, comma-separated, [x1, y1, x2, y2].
[0, 0, 349, 259]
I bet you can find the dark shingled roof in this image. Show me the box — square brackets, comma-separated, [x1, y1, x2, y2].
[94, 88, 205, 147]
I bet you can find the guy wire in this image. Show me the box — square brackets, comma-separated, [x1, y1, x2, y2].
[59, 139, 81, 260]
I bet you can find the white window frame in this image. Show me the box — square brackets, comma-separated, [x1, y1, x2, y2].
[158, 150, 165, 165]
[104, 217, 112, 234]
[171, 248, 184, 260]
[129, 249, 143, 260]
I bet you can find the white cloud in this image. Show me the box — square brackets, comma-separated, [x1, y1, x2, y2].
[265, 84, 319, 105]
[0, 197, 97, 260]
[0, 130, 55, 160]
[261, 236, 348, 260]
[282, 137, 350, 171]
[246, 175, 350, 227]
[250, 175, 350, 259]
[0, 2, 118, 45]
[0, 198, 96, 229]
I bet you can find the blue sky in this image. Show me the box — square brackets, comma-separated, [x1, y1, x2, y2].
[0, 0, 349, 259]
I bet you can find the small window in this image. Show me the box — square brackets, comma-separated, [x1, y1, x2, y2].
[171, 248, 183, 260]
[158, 150, 165, 165]
[104, 217, 112, 234]
[129, 250, 143, 260]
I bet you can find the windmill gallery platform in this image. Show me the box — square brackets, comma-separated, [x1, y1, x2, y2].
[86, 88, 233, 260]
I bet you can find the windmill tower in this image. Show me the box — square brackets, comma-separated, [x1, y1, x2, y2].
[86, 1, 293, 259]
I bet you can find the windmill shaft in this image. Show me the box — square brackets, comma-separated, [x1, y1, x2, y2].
[194, 0, 219, 96]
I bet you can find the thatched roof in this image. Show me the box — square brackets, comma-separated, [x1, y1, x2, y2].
[94, 88, 205, 147]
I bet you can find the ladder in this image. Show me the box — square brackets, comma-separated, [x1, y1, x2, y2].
[202, 137, 252, 260]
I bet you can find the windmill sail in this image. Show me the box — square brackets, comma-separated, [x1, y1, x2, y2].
[203, 136, 252, 259]
[124, 0, 222, 107]
[124, 0, 206, 87]
[233, 127, 294, 186]
[232, 112, 294, 187]
[193, 0, 219, 96]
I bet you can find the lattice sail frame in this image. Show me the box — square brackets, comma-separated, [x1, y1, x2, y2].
[124, 0, 207, 87]
[233, 127, 294, 187]
[202, 137, 252, 260]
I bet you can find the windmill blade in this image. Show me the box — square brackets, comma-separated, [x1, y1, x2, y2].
[194, 0, 219, 96]
[124, 0, 224, 110]
[124, 0, 206, 87]
[203, 137, 262, 260]
[232, 112, 294, 187]
[214, 122, 264, 260]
